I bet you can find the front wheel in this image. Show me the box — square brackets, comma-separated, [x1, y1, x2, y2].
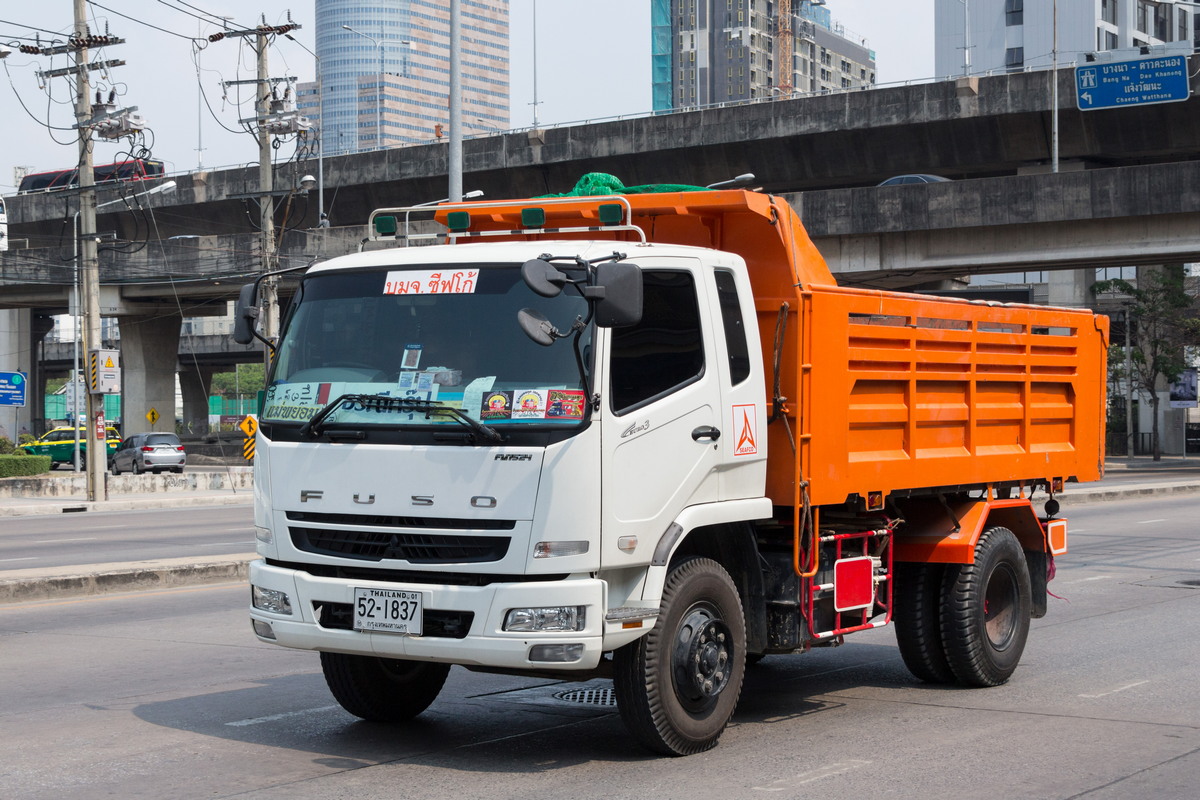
[940, 526, 1032, 686]
[613, 557, 746, 756]
[320, 653, 450, 722]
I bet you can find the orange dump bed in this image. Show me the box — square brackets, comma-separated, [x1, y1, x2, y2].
[437, 190, 1109, 508]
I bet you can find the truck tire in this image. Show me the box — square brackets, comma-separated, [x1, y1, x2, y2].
[613, 557, 746, 756]
[940, 526, 1032, 687]
[320, 652, 450, 722]
[892, 561, 954, 684]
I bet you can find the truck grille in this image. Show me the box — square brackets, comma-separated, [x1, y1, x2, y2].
[291, 527, 511, 563]
[287, 510, 515, 530]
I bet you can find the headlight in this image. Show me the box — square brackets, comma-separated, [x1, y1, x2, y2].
[251, 585, 292, 615]
[255, 526, 273, 544]
[504, 605, 585, 632]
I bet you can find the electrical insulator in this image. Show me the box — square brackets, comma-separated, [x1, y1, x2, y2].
[209, 32, 225, 42]
[20, 45, 40, 54]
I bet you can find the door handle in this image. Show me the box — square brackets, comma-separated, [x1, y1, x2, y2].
[691, 425, 721, 442]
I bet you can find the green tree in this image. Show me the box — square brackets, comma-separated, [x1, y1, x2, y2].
[209, 364, 266, 397]
[1094, 267, 1200, 460]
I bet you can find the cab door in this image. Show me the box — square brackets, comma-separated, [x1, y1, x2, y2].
[600, 261, 722, 565]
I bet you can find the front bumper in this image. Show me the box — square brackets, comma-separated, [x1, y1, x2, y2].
[248, 559, 609, 671]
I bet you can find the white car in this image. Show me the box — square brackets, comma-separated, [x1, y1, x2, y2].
[110, 432, 186, 474]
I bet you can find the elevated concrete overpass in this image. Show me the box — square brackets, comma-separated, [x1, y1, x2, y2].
[3, 64, 1199, 433]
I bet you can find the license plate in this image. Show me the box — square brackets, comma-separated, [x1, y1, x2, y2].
[353, 588, 423, 635]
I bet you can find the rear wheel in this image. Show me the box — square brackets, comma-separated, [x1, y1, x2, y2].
[613, 557, 746, 756]
[132, 460, 143, 475]
[320, 653, 450, 722]
[893, 561, 954, 683]
[940, 526, 1032, 686]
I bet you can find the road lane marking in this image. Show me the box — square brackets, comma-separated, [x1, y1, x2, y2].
[754, 761, 872, 791]
[34, 537, 98, 543]
[1136, 519, 1168, 524]
[227, 706, 339, 727]
[0, 557, 38, 563]
[196, 541, 255, 547]
[1079, 680, 1149, 698]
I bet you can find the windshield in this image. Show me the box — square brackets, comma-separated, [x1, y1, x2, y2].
[263, 264, 593, 430]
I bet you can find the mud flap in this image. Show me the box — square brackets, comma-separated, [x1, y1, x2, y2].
[1025, 548, 1048, 619]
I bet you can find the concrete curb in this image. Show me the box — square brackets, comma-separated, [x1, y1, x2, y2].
[1057, 480, 1200, 505]
[0, 492, 255, 517]
[0, 554, 256, 605]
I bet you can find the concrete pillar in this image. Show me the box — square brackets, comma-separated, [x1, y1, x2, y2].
[118, 313, 181, 435]
[1047, 267, 1094, 308]
[179, 362, 216, 436]
[0, 309, 53, 440]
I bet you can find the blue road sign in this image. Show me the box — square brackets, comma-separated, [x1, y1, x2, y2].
[1076, 55, 1190, 110]
[0, 371, 27, 407]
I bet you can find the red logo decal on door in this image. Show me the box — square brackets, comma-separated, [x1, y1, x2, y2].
[733, 404, 757, 456]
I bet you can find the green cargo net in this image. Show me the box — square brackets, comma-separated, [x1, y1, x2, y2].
[538, 172, 708, 198]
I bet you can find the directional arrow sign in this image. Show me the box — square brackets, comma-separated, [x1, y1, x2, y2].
[1076, 55, 1190, 111]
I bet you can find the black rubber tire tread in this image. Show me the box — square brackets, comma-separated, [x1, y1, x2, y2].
[940, 526, 1032, 687]
[892, 561, 955, 684]
[132, 460, 143, 475]
[320, 652, 450, 722]
[612, 557, 746, 756]
[110, 460, 120, 475]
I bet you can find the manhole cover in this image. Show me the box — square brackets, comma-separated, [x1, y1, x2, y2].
[554, 687, 617, 706]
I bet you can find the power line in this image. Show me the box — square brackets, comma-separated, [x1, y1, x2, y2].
[85, 1, 200, 42]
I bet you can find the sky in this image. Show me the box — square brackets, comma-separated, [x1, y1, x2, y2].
[0, 1, 934, 194]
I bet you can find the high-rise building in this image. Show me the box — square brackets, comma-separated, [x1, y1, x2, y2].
[934, 0, 1196, 77]
[300, 0, 510, 156]
[651, 0, 875, 111]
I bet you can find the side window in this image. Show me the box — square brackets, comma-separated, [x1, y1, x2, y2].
[609, 270, 705, 414]
[714, 270, 751, 385]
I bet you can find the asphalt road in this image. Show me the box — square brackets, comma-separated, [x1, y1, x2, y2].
[0, 505, 254, 570]
[1, 493, 1198, 799]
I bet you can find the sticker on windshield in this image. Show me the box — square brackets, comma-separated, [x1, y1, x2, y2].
[513, 390, 547, 419]
[398, 371, 435, 391]
[481, 391, 513, 420]
[546, 390, 586, 419]
[384, 269, 479, 295]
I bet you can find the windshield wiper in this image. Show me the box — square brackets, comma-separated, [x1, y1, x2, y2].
[299, 393, 504, 443]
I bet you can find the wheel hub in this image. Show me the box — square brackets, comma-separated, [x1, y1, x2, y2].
[673, 609, 733, 707]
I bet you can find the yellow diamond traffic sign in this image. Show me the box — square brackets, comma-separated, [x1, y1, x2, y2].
[146, 407, 159, 425]
[239, 415, 258, 438]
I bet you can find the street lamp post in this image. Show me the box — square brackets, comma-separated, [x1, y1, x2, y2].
[343, 25, 384, 152]
[284, 33, 324, 222]
[71, 179, 177, 476]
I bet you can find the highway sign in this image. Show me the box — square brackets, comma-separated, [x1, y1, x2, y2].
[146, 408, 160, 425]
[0, 371, 27, 407]
[1076, 55, 1190, 110]
[239, 415, 258, 438]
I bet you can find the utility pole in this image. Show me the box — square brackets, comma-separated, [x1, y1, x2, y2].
[210, 18, 303, 360]
[27, 5, 138, 500]
[74, 0, 103, 501]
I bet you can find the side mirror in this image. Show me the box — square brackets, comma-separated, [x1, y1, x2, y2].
[521, 258, 568, 298]
[517, 308, 559, 346]
[593, 261, 642, 327]
[232, 283, 260, 345]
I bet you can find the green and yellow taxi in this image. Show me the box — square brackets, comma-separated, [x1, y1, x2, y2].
[20, 425, 122, 469]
